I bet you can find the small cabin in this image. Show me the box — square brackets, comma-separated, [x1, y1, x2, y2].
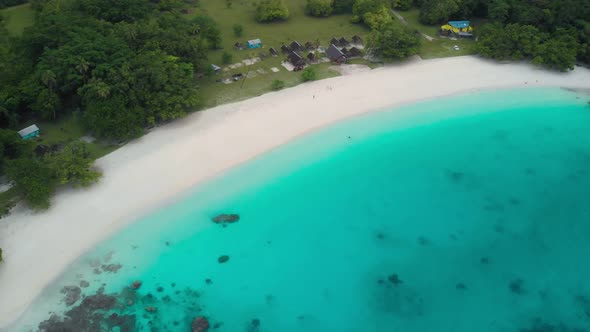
[281, 45, 292, 54]
[440, 21, 473, 37]
[288, 51, 306, 67]
[339, 37, 350, 46]
[330, 37, 341, 47]
[18, 124, 40, 140]
[306, 52, 316, 63]
[290, 41, 303, 52]
[348, 47, 362, 57]
[247, 39, 262, 49]
[352, 35, 363, 44]
[327, 44, 346, 64]
[269, 47, 279, 57]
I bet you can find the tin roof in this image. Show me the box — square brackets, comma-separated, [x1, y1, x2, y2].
[449, 21, 470, 29]
[18, 124, 39, 137]
[248, 39, 262, 44]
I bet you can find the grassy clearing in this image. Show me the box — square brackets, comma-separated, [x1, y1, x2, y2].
[393, 8, 478, 59]
[0, 3, 34, 35]
[28, 114, 117, 160]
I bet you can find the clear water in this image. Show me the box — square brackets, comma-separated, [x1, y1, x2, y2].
[10, 88, 590, 332]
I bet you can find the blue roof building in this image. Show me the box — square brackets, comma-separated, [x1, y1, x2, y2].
[448, 21, 471, 29]
[247, 39, 262, 49]
[18, 124, 40, 140]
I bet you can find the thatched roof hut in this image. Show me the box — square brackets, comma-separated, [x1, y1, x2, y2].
[339, 37, 350, 46]
[348, 47, 362, 57]
[327, 44, 346, 63]
[281, 45, 292, 54]
[330, 37, 341, 47]
[288, 51, 306, 67]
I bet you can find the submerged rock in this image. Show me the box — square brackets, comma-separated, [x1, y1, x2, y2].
[218, 255, 230, 263]
[101, 264, 122, 273]
[79, 280, 90, 288]
[192, 316, 210, 332]
[61, 286, 81, 306]
[388, 274, 403, 286]
[131, 280, 142, 290]
[212, 214, 240, 224]
[509, 279, 525, 295]
[145, 306, 157, 313]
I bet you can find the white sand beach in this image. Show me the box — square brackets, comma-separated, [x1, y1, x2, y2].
[0, 56, 589, 327]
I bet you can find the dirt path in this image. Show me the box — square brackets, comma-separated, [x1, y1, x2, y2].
[391, 9, 436, 41]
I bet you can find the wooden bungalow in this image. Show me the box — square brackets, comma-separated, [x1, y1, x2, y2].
[290, 41, 303, 52]
[352, 35, 363, 44]
[269, 47, 279, 56]
[339, 37, 350, 46]
[348, 47, 362, 57]
[327, 44, 346, 64]
[281, 45, 292, 54]
[330, 37, 341, 47]
[288, 51, 306, 67]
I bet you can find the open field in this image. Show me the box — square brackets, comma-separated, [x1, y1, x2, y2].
[0, 3, 33, 35]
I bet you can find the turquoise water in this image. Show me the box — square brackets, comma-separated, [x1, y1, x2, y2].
[10, 88, 590, 332]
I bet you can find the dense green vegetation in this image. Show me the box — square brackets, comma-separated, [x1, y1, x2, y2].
[255, 0, 290, 22]
[305, 0, 334, 16]
[368, 23, 421, 59]
[407, 0, 588, 70]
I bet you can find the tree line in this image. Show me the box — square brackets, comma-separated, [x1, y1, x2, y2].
[0, 0, 222, 210]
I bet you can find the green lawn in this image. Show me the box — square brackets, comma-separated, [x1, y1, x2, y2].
[0, 3, 34, 35]
[393, 8, 479, 59]
[27, 114, 117, 160]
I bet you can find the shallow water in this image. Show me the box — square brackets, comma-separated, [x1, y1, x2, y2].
[10, 88, 590, 332]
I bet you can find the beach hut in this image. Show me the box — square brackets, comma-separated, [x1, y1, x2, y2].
[339, 37, 350, 46]
[327, 44, 346, 64]
[348, 47, 362, 57]
[281, 45, 292, 54]
[269, 47, 279, 56]
[330, 37, 341, 47]
[18, 124, 40, 140]
[440, 21, 473, 37]
[290, 41, 303, 52]
[288, 51, 306, 67]
[247, 39, 263, 49]
[352, 35, 363, 44]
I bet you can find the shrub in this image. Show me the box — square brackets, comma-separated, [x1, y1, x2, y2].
[392, 0, 412, 10]
[271, 79, 285, 90]
[368, 24, 421, 60]
[306, 0, 334, 17]
[232, 24, 243, 37]
[222, 51, 233, 64]
[419, 0, 459, 25]
[255, 0, 290, 22]
[301, 67, 317, 81]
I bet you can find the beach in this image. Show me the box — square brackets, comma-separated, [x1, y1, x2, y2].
[0, 56, 589, 328]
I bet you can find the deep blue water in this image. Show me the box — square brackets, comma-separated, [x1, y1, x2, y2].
[11, 88, 590, 332]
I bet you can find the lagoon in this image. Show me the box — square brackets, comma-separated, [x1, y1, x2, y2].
[9, 88, 590, 332]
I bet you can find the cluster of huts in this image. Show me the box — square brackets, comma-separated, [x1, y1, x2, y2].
[268, 35, 364, 70]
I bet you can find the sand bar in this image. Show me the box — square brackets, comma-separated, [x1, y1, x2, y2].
[0, 56, 589, 327]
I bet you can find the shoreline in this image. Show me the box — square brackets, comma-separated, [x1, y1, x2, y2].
[0, 56, 589, 328]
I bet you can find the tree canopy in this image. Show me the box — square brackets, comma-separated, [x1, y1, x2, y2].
[306, 0, 334, 17]
[255, 0, 290, 22]
[368, 23, 421, 60]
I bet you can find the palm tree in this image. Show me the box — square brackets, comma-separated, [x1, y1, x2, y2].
[41, 70, 57, 91]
